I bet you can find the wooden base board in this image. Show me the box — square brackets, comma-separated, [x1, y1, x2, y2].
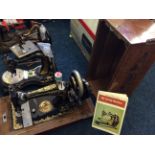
[0, 96, 94, 135]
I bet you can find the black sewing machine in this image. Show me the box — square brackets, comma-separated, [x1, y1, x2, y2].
[1, 39, 55, 79]
[0, 21, 52, 54]
[0, 21, 53, 69]
[1, 51, 56, 92]
[9, 70, 91, 129]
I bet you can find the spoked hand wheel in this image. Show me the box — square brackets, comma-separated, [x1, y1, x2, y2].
[69, 70, 84, 98]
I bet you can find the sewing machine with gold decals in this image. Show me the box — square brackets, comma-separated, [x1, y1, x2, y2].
[9, 70, 91, 130]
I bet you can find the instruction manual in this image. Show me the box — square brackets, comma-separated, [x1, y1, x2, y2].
[92, 91, 128, 135]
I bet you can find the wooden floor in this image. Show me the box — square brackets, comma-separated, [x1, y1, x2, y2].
[0, 96, 94, 135]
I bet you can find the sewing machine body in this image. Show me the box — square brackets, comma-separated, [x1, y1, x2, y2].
[12, 85, 69, 129]
[9, 70, 91, 130]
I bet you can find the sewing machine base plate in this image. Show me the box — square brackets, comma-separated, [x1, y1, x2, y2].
[0, 96, 94, 135]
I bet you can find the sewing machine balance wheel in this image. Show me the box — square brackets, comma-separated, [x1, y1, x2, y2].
[70, 70, 84, 98]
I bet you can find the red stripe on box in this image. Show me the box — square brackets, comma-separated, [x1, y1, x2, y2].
[79, 19, 96, 40]
[98, 95, 126, 108]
